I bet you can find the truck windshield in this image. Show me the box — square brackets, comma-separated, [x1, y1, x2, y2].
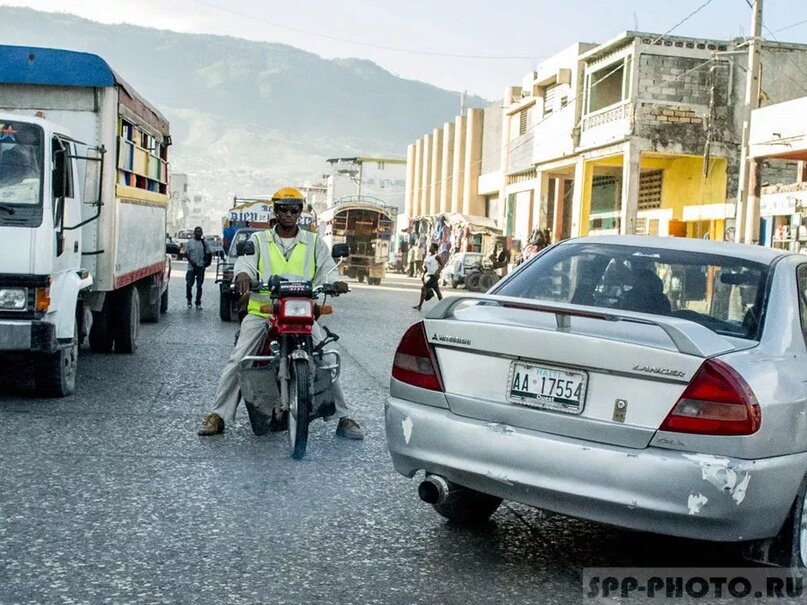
[0, 121, 44, 207]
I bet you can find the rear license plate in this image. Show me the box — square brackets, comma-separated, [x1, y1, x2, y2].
[507, 361, 588, 414]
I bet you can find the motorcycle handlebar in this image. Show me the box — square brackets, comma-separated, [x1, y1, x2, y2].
[242, 279, 347, 297]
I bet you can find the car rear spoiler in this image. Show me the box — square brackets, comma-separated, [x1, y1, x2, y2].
[425, 294, 737, 358]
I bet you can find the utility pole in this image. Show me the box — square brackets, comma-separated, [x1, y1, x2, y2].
[460, 90, 467, 117]
[735, 0, 763, 244]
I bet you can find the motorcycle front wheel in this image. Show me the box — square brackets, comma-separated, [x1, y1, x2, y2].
[287, 358, 312, 459]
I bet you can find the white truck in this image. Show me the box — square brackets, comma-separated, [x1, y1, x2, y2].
[0, 45, 172, 396]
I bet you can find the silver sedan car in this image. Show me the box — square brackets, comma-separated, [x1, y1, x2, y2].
[386, 235, 807, 568]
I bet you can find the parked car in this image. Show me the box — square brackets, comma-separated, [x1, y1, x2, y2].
[174, 229, 193, 260]
[205, 234, 225, 258]
[165, 233, 179, 257]
[387, 235, 807, 568]
[215, 228, 259, 322]
[441, 252, 483, 288]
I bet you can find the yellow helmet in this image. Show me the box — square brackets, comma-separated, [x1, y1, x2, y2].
[271, 187, 305, 208]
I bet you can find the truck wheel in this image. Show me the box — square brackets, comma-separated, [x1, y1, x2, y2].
[357, 273, 366, 283]
[160, 288, 169, 314]
[465, 273, 482, 292]
[141, 283, 161, 323]
[89, 303, 114, 353]
[35, 325, 78, 397]
[219, 292, 232, 322]
[113, 286, 140, 354]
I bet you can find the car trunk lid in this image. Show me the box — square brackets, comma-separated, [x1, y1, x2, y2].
[424, 295, 748, 449]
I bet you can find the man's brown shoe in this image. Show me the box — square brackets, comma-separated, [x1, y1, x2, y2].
[198, 413, 224, 436]
[335, 417, 364, 440]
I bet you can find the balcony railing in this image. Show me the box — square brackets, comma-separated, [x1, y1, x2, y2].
[581, 101, 633, 132]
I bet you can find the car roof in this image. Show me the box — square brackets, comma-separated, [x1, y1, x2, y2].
[565, 235, 792, 265]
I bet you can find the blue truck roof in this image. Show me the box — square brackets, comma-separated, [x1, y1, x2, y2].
[0, 44, 168, 131]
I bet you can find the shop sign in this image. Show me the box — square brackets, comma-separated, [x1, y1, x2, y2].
[760, 193, 797, 217]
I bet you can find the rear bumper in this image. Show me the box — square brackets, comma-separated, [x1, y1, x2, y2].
[385, 397, 807, 542]
[0, 319, 57, 353]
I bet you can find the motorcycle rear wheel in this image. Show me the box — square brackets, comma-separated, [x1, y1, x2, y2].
[288, 358, 312, 460]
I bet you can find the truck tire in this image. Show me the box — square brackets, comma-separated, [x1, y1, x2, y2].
[465, 272, 482, 292]
[357, 273, 365, 283]
[368, 277, 381, 286]
[141, 283, 161, 323]
[113, 286, 140, 354]
[219, 291, 232, 322]
[35, 325, 78, 397]
[89, 302, 114, 353]
[160, 288, 169, 314]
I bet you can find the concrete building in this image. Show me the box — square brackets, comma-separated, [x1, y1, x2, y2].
[167, 172, 191, 235]
[749, 96, 807, 251]
[325, 156, 406, 211]
[514, 33, 807, 245]
[404, 31, 807, 252]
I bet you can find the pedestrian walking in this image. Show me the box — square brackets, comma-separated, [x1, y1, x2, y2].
[413, 243, 444, 311]
[184, 226, 210, 310]
[414, 245, 424, 276]
[406, 246, 416, 277]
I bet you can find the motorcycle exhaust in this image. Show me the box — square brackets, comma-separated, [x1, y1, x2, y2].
[418, 474, 450, 505]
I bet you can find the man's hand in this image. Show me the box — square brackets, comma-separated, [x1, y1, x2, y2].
[234, 273, 252, 297]
[333, 281, 349, 294]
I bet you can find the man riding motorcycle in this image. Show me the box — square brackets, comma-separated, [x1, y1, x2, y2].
[198, 187, 364, 440]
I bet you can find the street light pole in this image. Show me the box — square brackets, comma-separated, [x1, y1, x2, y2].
[735, 0, 764, 244]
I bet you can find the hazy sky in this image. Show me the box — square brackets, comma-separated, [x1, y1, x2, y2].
[2, 0, 806, 98]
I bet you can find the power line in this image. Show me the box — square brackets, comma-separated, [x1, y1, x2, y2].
[645, 0, 719, 46]
[770, 17, 807, 35]
[191, 0, 544, 61]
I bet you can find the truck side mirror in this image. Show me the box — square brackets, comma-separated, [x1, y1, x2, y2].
[331, 243, 350, 259]
[236, 241, 255, 256]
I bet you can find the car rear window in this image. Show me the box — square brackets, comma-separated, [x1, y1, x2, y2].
[496, 242, 770, 340]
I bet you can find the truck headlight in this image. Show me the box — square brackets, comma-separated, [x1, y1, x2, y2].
[282, 299, 313, 318]
[0, 288, 27, 310]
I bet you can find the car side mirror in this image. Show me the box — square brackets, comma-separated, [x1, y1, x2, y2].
[331, 243, 350, 259]
[236, 241, 255, 256]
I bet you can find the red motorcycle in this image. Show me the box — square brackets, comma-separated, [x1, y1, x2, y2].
[237, 244, 348, 459]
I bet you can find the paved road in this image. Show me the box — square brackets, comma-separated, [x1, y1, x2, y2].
[0, 265, 745, 604]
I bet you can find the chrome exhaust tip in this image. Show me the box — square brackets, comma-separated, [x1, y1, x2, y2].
[418, 475, 450, 505]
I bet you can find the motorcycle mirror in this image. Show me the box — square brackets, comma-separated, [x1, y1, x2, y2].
[236, 241, 255, 256]
[331, 243, 350, 259]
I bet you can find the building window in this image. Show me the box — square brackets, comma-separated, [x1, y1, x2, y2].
[519, 109, 528, 135]
[586, 55, 632, 114]
[377, 161, 385, 170]
[638, 169, 663, 210]
[544, 84, 559, 117]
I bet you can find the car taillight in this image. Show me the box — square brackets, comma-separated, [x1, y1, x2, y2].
[659, 359, 761, 436]
[392, 321, 444, 391]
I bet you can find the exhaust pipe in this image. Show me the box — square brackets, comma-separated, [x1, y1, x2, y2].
[418, 475, 450, 505]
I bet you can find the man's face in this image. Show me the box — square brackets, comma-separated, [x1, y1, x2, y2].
[194, 227, 203, 239]
[274, 204, 301, 229]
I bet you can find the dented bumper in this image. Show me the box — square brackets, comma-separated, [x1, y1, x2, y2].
[385, 396, 807, 542]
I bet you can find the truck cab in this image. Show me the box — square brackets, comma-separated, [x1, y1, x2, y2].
[0, 113, 96, 395]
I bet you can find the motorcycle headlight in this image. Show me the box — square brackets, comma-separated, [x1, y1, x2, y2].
[282, 299, 313, 318]
[0, 288, 27, 310]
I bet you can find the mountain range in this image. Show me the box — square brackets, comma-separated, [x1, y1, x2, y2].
[0, 7, 486, 215]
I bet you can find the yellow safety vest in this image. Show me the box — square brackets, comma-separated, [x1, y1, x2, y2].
[247, 229, 317, 318]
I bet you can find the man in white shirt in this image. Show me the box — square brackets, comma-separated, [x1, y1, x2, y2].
[413, 243, 444, 311]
